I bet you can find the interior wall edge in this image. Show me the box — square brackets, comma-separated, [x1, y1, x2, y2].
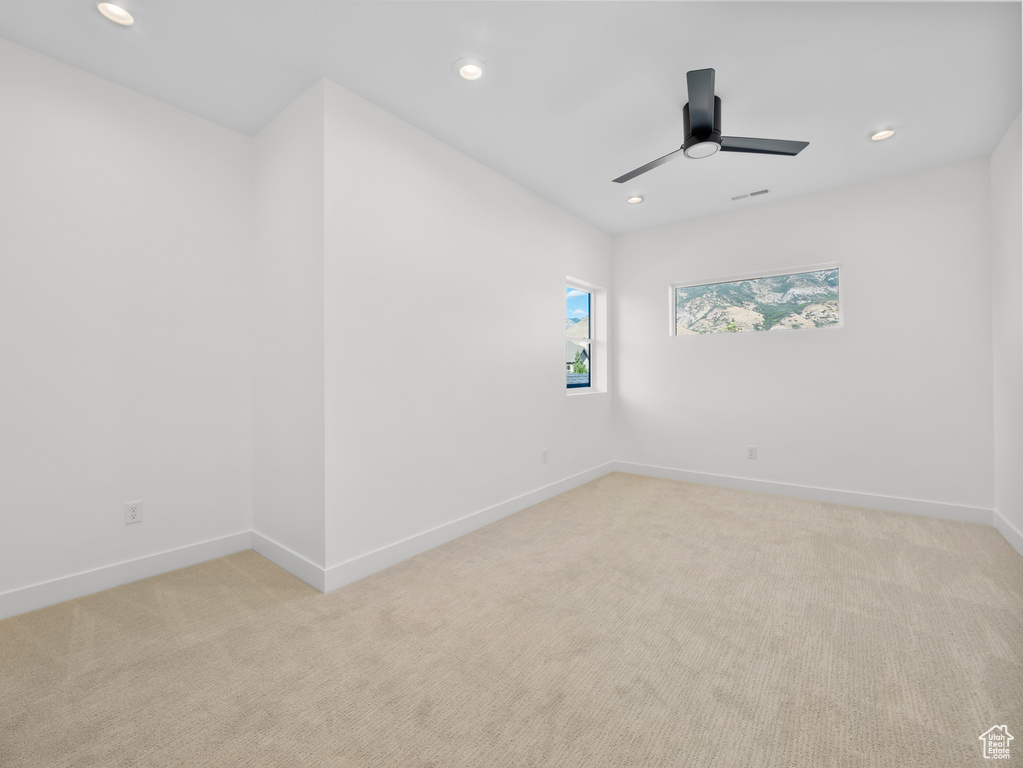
[251, 531, 327, 593]
[994, 510, 1023, 559]
[322, 462, 616, 593]
[0, 531, 253, 621]
[612, 461, 995, 528]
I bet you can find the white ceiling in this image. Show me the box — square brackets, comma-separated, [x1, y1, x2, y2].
[1, 1, 1019, 235]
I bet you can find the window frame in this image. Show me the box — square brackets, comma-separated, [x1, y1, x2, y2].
[565, 277, 607, 395]
[566, 284, 592, 390]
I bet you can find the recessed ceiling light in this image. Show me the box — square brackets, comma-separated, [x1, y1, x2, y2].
[97, 2, 134, 25]
[453, 58, 485, 81]
[627, 196, 644, 204]
[870, 129, 895, 142]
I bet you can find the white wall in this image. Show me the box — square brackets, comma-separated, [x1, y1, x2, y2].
[0, 40, 254, 598]
[613, 159, 994, 519]
[321, 81, 613, 579]
[252, 82, 327, 577]
[1, 40, 1016, 616]
[991, 113, 1023, 550]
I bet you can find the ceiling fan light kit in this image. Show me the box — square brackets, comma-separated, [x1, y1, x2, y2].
[613, 68, 809, 183]
[683, 141, 720, 159]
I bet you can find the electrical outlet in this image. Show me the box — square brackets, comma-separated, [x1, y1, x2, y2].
[541, 448, 549, 464]
[124, 500, 143, 525]
[747, 446, 757, 460]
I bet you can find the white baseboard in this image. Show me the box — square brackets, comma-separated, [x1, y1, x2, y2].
[323, 462, 615, 593]
[994, 510, 1023, 558]
[4, 463, 1008, 622]
[0, 466, 616, 620]
[0, 531, 252, 621]
[612, 461, 994, 527]
[250, 531, 326, 592]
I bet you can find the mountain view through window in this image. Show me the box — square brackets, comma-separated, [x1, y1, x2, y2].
[675, 269, 840, 335]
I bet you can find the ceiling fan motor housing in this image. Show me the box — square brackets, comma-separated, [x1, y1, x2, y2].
[683, 96, 723, 157]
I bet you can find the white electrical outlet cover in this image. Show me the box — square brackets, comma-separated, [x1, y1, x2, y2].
[124, 501, 143, 524]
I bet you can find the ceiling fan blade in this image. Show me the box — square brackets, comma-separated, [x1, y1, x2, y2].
[686, 68, 716, 136]
[612, 146, 684, 183]
[720, 136, 808, 156]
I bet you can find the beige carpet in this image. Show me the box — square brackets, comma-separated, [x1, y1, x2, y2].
[2, 472, 1021, 767]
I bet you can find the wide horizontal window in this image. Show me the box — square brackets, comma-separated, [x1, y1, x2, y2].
[674, 268, 840, 335]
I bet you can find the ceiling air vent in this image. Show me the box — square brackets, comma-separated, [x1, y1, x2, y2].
[731, 188, 770, 201]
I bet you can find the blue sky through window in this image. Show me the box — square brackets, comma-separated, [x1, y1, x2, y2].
[566, 287, 590, 326]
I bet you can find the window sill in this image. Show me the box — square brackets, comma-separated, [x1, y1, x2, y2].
[566, 387, 607, 397]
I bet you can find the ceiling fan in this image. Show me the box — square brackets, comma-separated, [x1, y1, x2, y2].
[612, 68, 808, 184]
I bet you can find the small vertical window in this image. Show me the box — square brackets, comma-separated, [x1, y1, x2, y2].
[566, 286, 591, 389]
